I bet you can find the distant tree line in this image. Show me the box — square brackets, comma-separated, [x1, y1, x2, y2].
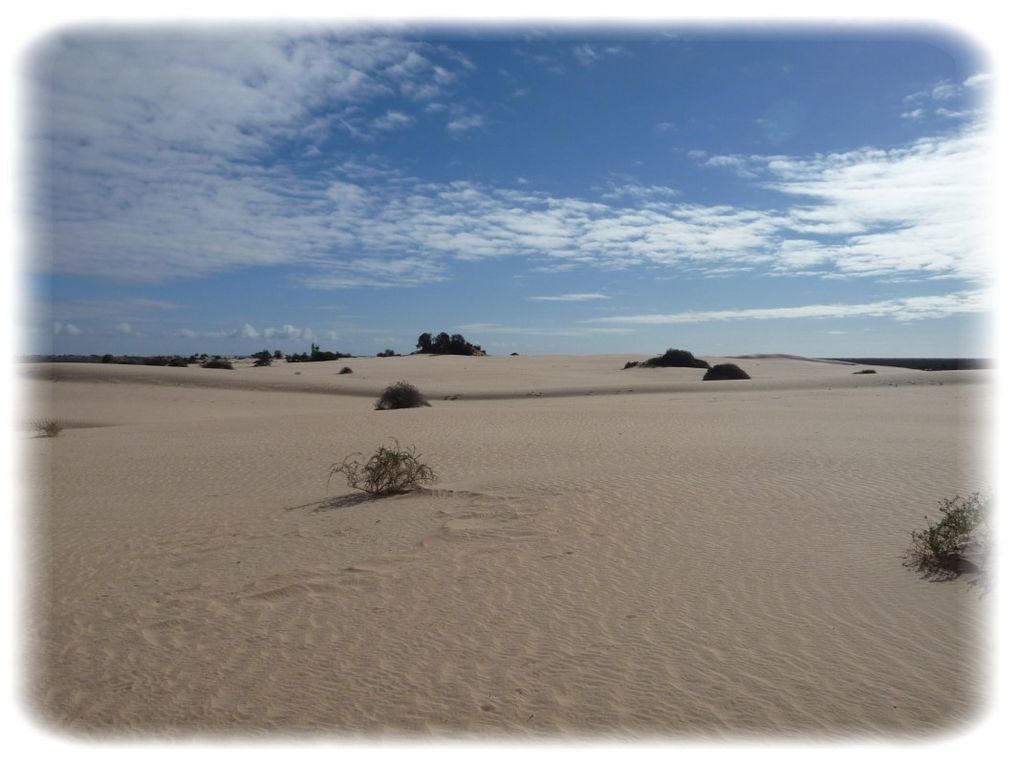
[283, 344, 353, 363]
[415, 332, 485, 356]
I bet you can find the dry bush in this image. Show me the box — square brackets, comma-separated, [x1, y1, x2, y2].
[905, 493, 988, 579]
[375, 380, 430, 410]
[34, 420, 64, 438]
[329, 440, 437, 496]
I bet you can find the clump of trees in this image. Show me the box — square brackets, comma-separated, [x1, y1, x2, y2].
[98, 354, 191, 366]
[416, 332, 485, 356]
[285, 344, 353, 363]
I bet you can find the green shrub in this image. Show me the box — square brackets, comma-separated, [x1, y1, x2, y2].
[375, 380, 430, 410]
[329, 440, 437, 496]
[338, 366, 353, 375]
[905, 493, 987, 578]
[34, 420, 63, 438]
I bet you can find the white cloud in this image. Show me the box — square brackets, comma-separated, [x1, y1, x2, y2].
[447, 114, 485, 133]
[114, 322, 137, 335]
[528, 293, 610, 302]
[30, 32, 472, 282]
[260, 324, 313, 341]
[371, 110, 414, 131]
[459, 322, 633, 337]
[964, 72, 992, 89]
[761, 123, 991, 280]
[53, 321, 83, 336]
[583, 290, 990, 325]
[240, 323, 260, 339]
[571, 44, 626, 67]
[931, 81, 963, 100]
[30, 45, 990, 293]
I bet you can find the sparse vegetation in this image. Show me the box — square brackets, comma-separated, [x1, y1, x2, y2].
[201, 358, 234, 370]
[329, 439, 437, 496]
[338, 366, 353, 375]
[905, 493, 988, 579]
[286, 343, 352, 363]
[34, 420, 63, 438]
[375, 380, 430, 410]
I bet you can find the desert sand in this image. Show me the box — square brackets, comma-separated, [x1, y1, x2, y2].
[19, 354, 990, 738]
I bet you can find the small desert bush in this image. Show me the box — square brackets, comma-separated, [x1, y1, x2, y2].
[201, 358, 234, 370]
[329, 439, 437, 496]
[338, 366, 353, 375]
[905, 493, 988, 578]
[34, 420, 63, 438]
[375, 380, 430, 410]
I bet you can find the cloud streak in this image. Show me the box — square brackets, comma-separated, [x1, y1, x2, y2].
[583, 290, 990, 325]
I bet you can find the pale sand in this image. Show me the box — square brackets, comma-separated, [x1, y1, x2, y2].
[20, 355, 990, 737]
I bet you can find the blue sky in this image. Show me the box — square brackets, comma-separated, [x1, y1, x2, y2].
[23, 25, 993, 357]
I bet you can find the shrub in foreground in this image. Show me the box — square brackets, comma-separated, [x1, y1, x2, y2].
[338, 366, 353, 375]
[375, 380, 430, 410]
[905, 493, 988, 578]
[329, 440, 437, 495]
[33, 420, 63, 438]
[201, 358, 234, 370]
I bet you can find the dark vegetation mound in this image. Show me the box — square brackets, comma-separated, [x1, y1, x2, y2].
[703, 363, 750, 381]
[852, 369, 877, 375]
[375, 380, 430, 410]
[416, 332, 485, 356]
[286, 344, 352, 363]
[629, 349, 709, 369]
[338, 366, 353, 375]
[201, 358, 234, 370]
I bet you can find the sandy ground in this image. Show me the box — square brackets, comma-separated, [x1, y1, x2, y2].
[18, 354, 991, 739]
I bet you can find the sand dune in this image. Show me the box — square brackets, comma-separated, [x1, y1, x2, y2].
[20, 355, 990, 737]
